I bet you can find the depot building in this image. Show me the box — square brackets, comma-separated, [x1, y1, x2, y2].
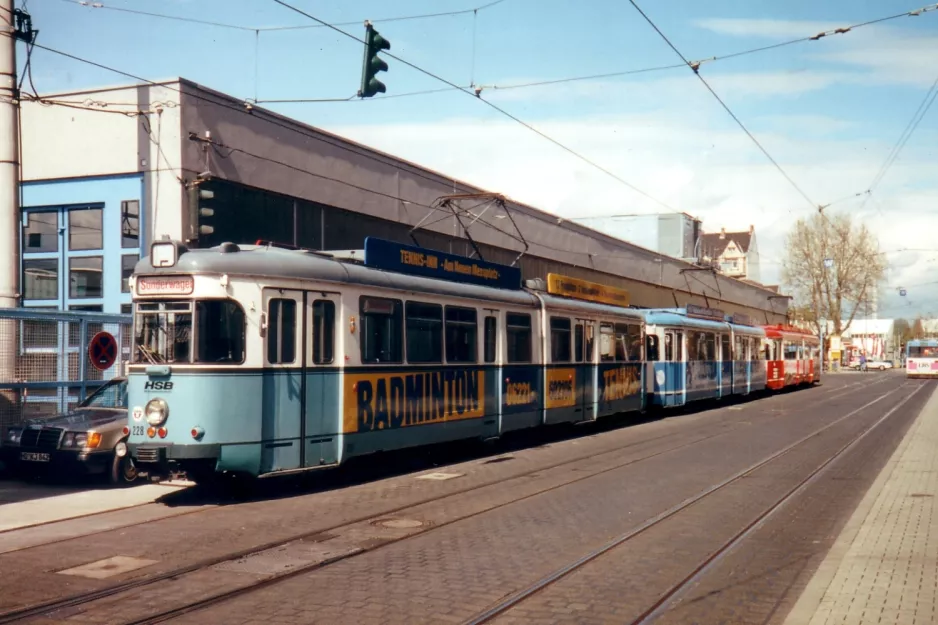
[17, 78, 788, 321]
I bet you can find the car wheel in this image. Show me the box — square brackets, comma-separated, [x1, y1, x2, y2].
[880, 365, 886, 371]
[110, 452, 138, 486]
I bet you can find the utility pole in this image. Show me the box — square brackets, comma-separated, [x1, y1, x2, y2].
[0, 0, 20, 309]
[0, 0, 32, 309]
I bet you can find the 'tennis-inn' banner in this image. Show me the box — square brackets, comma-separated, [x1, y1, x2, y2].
[364, 237, 522, 290]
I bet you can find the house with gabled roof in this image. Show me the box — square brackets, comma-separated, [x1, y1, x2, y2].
[700, 225, 761, 283]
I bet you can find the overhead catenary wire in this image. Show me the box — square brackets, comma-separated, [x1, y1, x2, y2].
[52, 0, 509, 32]
[859, 69, 938, 211]
[50, 0, 938, 102]
[625, 0, 819, 214]
[267, 0, 679, 213]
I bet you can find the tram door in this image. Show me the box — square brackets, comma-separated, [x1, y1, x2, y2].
[662, 330, 684, 407]
[304, 293, 341, 467]
[576, 319, 598, 421]
[262, 289, 305, 472]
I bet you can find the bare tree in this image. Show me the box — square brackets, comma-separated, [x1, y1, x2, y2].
[782, 213, 886, 338]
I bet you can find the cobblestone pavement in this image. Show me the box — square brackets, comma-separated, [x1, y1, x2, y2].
[0, 374, 876, 616]
[783, 377, 938, 625]
[108, 377, 917, 625]
[0, 374, 917, 625]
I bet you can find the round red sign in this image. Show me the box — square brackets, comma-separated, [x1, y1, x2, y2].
[89, 331, 118, 371]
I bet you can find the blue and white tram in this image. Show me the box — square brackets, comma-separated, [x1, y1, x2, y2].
[126, 239, 648, 481]
[642, 306, 767, 407]
[906, 339, 938, 379]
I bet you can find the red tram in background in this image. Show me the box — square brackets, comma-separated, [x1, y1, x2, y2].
[762, 325, 821, 390]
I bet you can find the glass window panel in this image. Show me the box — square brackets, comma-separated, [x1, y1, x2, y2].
[121, 200, 140, 248]
[23, 211, 58, 252]
[574, 324, 584, 363]
[121, 254, 138, 293]
[69, 256, 103, 299]
[506, 313, 532, 363]
[196, 300, 246, 364]
[361, 297, 403, 363]
[312, 300, 335, 364]
[23, 258, 58, 300]
[405, 301, 443, 364]
[550, 317, 571, 363]
[484, 317, 497, 363]
[121, 304, 132, 314]
[445, 306, 477, 364]
[68, 207, 103, 250]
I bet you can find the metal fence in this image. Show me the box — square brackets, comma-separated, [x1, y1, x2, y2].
[0, 309, 132, 431]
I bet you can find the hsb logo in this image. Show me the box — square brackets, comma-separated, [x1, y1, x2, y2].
[144, 381, 174, 391]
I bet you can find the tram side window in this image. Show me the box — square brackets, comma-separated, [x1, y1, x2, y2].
[446, 306, 477, 363]
[507, 313, 532, 363]
[405, 301, 442, 364]
[734, 335, 746, 361]
[585, 324, 595, 362]
[720, 335, 731, 362]
[484, 316, 497, 363]
[197, 300, 245, 364]
[312, 300, 334, 364]
[600, 323, 616, 362]
[687, 331, 700, 361]
[267, 298, 296, 364]
[574, 323, 585, 363]
[614, 323, 642, 361]
[646, 334, 659, 361]
[664, 333, 674, 361]
[361, 297, 403, 363]
[629, 324, 643, 361]
[784, 343, 799, 360]
[551, 317, 572, 362]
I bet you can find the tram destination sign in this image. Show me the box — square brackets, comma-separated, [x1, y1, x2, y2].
[686, 303, 726, 321]
[546, 274, 630, 308]
[363, 238, 522, 290]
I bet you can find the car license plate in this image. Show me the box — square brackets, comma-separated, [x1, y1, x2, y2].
[20, 452, 50, 462]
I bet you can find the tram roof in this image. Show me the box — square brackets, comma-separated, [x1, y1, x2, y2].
[907, 339, 938, 346]
[641, 310, 766, 335]
[136, 243, 540, 307]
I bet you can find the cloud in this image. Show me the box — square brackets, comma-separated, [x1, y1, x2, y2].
[695, 17, 938, 88]
[329, 110, 938, 298]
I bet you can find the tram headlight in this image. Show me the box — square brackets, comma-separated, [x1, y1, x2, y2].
[145, 398, 169, 426]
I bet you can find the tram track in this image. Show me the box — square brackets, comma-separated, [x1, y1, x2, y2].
[0, 376, 880, 623]
[0, 375, 869, 555]
[461, 379, 929, 625]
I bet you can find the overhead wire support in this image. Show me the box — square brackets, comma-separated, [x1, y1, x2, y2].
[268, 0, 679, 213]
[626, 0, 819, 213]
[56, 0, 510, 32]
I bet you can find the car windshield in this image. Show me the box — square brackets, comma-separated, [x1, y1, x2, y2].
[81, 379, 128, 409]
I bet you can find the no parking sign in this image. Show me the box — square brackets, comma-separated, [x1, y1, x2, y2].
[89, 331, 118, 371]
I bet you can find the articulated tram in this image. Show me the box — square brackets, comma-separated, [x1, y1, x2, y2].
[125, 238, 820, 482]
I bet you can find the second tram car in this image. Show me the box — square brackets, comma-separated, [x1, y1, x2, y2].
[906, 339, 938, 378]
[125, 238, 820, 482]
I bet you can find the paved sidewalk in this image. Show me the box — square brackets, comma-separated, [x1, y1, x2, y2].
[786, 383, 938, 625]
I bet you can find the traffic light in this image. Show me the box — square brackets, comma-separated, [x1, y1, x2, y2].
[187, 183, 216, 243]
[359, 22, 390, 98]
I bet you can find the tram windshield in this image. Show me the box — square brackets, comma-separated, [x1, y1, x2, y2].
[908, 345, 938, 358]
[133, 300, 245, 364]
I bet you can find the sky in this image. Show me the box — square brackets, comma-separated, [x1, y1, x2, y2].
[17, 0, 938, 319]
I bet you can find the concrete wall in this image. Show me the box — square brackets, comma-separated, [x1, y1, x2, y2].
[21, 82, 188, 247]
